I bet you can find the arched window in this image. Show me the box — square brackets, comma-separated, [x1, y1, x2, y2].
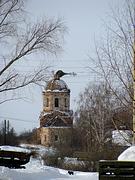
[55, 98, 59, 107]
[64, 98, 67, 107]
[55, 135, 58, 141]
[46, 98, 49, 107]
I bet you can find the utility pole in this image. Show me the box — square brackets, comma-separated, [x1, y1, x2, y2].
[4, 120, 7, 145]
[133, 3, 135, 144]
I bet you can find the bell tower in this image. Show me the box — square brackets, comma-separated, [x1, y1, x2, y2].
[39, 70, 73, 147]
[42, 72, 70, 113]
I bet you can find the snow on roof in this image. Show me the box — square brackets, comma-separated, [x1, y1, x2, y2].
[52, 79, 69, 89]
[0, 146, 31, 153]
[42, 126, 71, 129]
[118, 146, 135, 161]
[46, 89, 68, 92]
[20, 144, 55, 156]
[112, 130, 132, 146]
[42, 112, 53, 116]
[42, 110, 73, 117]
[45, 79, 69, 91]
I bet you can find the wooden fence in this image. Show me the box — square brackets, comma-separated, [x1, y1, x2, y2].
[99, 160, 135, 180]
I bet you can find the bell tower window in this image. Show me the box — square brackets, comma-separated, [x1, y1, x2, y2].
[46, 98, 49, 107]
[44, 135, 46, 141]
[55, 135, 58, 141]
[55, 98, 59, 107]
[65, 98, 68, 107]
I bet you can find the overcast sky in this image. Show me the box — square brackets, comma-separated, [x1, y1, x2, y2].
[0, 0, 123, 133]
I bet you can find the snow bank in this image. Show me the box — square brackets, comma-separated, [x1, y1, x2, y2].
[118, 146, 135, 161]
[0, 146, 31, 153]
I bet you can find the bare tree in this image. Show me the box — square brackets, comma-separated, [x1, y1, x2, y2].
[0, 0, 66, 103]
[89, 0, 134, 109]
[75, 82, 132, 152]
[75, 83, 116, 152]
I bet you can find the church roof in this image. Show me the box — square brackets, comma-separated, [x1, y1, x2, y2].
[44, 116, 68, 127]
[45, 79, 70, 92]
[40, 110, 73, 128]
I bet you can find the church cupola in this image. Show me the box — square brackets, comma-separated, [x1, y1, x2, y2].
[42, 70, 70, 113]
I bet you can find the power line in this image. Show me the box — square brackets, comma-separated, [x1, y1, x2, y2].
[0, 116, 38, 124]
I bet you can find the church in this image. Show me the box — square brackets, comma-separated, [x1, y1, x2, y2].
[38, 70, 73, 147]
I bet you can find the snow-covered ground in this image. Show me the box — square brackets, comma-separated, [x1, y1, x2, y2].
[0, 157, 98, 180]
[0, 145, 98, 180]
[1, 144, 135, 180]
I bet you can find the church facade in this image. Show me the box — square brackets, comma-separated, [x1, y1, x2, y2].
[39, 70, 73, 147]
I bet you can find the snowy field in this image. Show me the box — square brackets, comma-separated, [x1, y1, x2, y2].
[0, 145, 98, 180]
[0, 158, 98, 180]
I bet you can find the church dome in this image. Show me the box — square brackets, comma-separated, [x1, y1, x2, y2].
[45, 79, 70, 92]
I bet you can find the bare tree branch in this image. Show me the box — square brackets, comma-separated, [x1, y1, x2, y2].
[89, 0, 134, 110]
[0, 0, 66, 103]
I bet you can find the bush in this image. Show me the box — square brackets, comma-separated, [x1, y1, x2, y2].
[42, 153, 59, 167]
[61, 157, 88, 171]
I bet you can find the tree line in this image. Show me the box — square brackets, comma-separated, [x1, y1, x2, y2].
[0, 120, 37, 146]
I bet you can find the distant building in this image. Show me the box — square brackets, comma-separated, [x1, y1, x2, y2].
[38, 70, 73, 147]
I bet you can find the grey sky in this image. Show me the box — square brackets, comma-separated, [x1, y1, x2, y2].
[0, 0, 123, 133]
